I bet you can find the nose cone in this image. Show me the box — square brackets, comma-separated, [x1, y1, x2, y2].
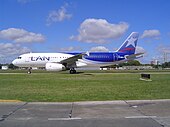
[12, 59, 17, 66]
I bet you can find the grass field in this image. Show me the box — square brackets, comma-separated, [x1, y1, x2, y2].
[0, 70, 170, 102]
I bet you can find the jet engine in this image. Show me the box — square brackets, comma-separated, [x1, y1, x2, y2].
[45, 63, 65, 71]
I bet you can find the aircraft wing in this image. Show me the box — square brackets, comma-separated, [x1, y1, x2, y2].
[59, 53, 86, 68]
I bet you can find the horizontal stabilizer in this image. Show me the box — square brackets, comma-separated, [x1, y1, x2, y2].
[126, 53, 144, 59]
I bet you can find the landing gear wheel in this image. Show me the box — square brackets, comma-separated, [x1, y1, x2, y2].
[70, 69, 76, 74]
[27, 67, 32, 74]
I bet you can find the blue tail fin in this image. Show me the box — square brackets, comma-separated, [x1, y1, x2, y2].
[117, 32, 139, 55]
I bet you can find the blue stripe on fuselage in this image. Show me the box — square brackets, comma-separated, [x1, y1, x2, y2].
[84, 52, 125, 62]
[65, 52, 126, 62]
[84, 52, 113, 62]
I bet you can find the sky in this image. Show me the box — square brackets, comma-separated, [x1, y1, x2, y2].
[0, 0, 170, 64]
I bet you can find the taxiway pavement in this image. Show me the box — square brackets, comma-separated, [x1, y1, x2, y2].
[0, 100, 170, 127]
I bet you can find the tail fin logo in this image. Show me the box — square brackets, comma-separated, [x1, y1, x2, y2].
[117, 32, 139, 55]
[126, 36, 138, 48]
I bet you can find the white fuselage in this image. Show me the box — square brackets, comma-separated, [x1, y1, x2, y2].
[12, 53, 115, 68]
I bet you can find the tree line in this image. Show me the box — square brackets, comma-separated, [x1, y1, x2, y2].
[0, 63, 18, 69]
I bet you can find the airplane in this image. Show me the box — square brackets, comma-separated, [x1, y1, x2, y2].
[12, 32, 143, 74]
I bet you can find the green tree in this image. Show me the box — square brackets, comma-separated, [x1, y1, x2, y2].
[162, 62, 170, 68]
[8, 63, 18, 70]
[119, 60, 141, 66]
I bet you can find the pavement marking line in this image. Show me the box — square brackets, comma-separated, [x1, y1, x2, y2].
[15, 117, 32, 120]
[74, 100, 126, 105]
[125, 116, 157, 119]
[48, 117, 82, 121]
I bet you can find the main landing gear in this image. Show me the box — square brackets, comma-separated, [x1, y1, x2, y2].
[27, 67, 32, 74]
[70, 68, 76, 74]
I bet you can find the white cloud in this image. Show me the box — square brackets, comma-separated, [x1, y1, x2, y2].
[157, 45, 170, 53]
[47, 3, 72, 25]
[0, 43, 31, 57]
[141, 29, 160, 39]
[70, 18, 129, 44]
[60, 46, 82, 51]
[135, 46, 146, 53]
[90, 46, 109, 52]
[0, 28, 45, 43]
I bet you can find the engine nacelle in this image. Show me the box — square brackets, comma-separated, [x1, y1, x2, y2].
[45, 63, 65, 71]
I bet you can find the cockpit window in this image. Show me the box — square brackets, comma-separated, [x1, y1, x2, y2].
[17, 57, 22, 59]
